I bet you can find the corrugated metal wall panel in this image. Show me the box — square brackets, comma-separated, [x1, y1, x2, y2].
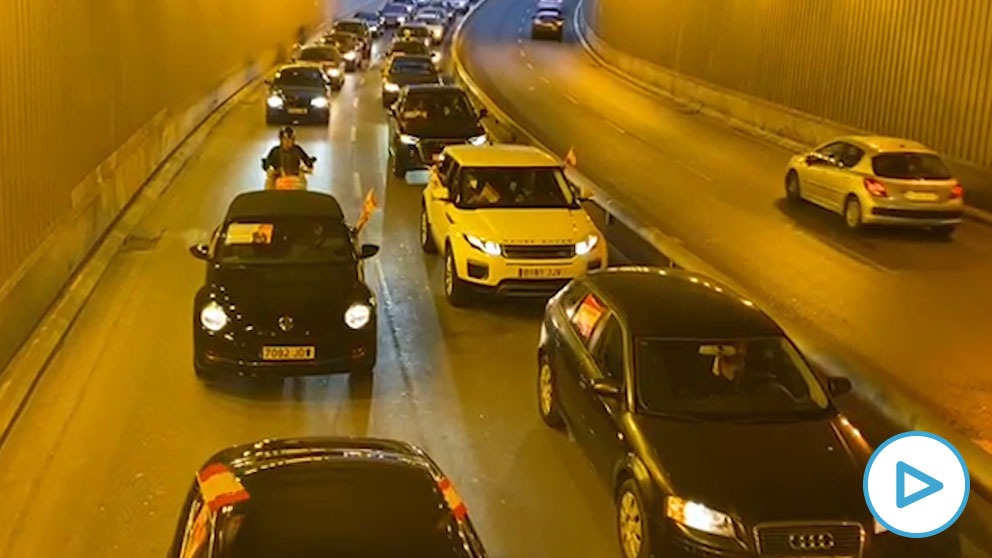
[590, 0, 992, 167]
[0, 0, 320, 288]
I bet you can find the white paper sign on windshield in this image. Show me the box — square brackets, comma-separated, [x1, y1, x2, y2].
[225, 223, 273, 245]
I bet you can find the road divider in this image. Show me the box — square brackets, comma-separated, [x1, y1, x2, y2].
[450, 0, 992, 504]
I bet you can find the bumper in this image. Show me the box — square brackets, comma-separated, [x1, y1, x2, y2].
[658, 520, 894, 558]
[195, 329, 376, 377]
[266, 106, 329, 123]
[452, 241, 607, 297]
[398, 139, 467, 168]
[862, 200, 964, 226]
[532, 25, 563, 38]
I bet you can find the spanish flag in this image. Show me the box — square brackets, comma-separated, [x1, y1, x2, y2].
[564, 147, 577, 168]
[438, 477, 468, 520]
[197, 463, 251, 513]
[354, 189, 379, 233]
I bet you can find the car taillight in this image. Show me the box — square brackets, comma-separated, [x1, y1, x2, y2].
[950, 183, 964, 199]
[864, 177, 887, 197]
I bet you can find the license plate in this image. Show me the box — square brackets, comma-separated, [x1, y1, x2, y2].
[287, 108, 307, 115]
[262, 346, 315, 360]
[905, 191, 938, 202]
[518, 268, 564, 278]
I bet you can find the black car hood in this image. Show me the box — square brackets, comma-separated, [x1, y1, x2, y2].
[389, 74, 440, 86]
[399, 117, 483, 139]
[631, 413, 871, 522]
[208, 262, 366, 318]
[273, 85, 325, 98]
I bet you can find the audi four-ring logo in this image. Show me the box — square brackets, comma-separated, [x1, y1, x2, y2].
[788, 532, 835, 550]
[278, 315, 294, 332]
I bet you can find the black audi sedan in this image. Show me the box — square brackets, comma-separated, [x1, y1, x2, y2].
[167, 437, 489, 558]
[189, 190, 379, 380]
[381, 54, 441, 107]
[536, 267, 899, 558]
[387, 85, 487, 177]
[264, 64, 332, 125]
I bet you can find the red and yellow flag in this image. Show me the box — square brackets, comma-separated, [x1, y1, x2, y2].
[197, 463, 250, 513]
[438, 477, 468, 520]
[564, 147, 578, 168]
[354, 189, 379, 233]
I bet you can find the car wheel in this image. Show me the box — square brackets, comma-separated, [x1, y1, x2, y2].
[932, 224, 957, 239]
[420, 205, 437, 253]
[538, 353, 564, 428]
[844, 195, 863, 230]
[785, 171, 802, 201]
[444, 244, 471, 307]
[617, 479, 652, 558]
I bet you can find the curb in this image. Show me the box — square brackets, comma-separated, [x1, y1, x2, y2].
[571, 0, 992, 229]
[450, 0, 992, 502]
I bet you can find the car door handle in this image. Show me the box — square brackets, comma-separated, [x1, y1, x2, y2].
[445, 212, 454, 224]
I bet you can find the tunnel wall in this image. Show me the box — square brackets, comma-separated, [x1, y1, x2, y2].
[0, 0, 334, 370]
[582, 0, 992, 187]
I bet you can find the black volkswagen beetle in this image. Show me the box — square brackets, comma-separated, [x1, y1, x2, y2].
[387, 84, 487, 177]
[167, 437, 489, 558]
[190, 190, 379, 380]
[536, 267, 908, 558]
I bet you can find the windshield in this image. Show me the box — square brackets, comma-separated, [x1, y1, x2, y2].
[455, 167, 576, 209]
[390, 58, 436, 75]
[872, 152, 952, 180]
[334, 21, 366, 35]
[400, 26, 430, 38]
[383, 5, 408, 14]
[217, 465, 472, 558]
[392, 41, 430, 55]
[416, 14, 441, 23]
[298, 47, 341, 63]
[272, 68, 326, 87]
[536, 11, 561, 20]
[325, 34, 357, 49]
[355, 11, 377, 18]
[634, 337, 830, 419]
[218, 217, 353, 265]
[401, 92, 474, 120]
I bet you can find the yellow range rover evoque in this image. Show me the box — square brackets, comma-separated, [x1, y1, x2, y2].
[419, 144, 608, 306]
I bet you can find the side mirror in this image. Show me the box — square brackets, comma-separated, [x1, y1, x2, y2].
[432, 189, 451, 202]
[478, 107, 489, 118]
[591, 379, 622, 398]
[359, 244, 380, 259]
[189, 243, 210, 260]
[826, 376, 852, 396]
[263, 79, 272, 86]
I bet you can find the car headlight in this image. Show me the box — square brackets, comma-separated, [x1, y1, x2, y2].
[200, 301, 229, 332]
[344, 51, 357, 60]
[575, 234, 599, 255]
[328, 68, 341, 77]
[665, 497, 735, 538]
[468, 134, 487, 146]
[432, 29, 443, 38]
[873, 519, 888, 535]
[400, 134, 419, 145]
[267, 94, 284, 108]
[384, 82, 400, 92]
[464, 234, 501, 256]
[397, 15, 407, 22]
[432, 51, 442, 63]
[344, 302, 372, 329]
[310, 97, 329, 108]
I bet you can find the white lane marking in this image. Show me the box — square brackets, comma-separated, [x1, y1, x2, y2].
[371, 258, 395, 313]
[528, 85, 536, 92]
[0, 379, 10, 404]
[526, 62, 534, 70]
[353, 98, 359, 108]
[359, 77, 366, 86]
[353, 171, 363, 198]
[540, 76, 550, 84]
[517, 38, 523, 44]
[350, 125, 358, 143]
[607, 120, 626, 134]
[520, 49, 526, 57]
[564, 93, 578, 105]
[670, 158, 712, 182]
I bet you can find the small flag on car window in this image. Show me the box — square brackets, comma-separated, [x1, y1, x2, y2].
[197, 463, 250, 513]
[438, 477, 468, 520]
[564, 147, 577, 168]
[354, 189, 379, 233]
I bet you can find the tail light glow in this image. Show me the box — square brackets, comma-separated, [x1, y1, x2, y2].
[864, 178, 887, 197]
[950, 183, 964, 199]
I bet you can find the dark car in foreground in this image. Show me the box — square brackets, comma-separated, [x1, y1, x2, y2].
[381, 54, 442, 107]
[295, 45, 346, 89]
[264, 64, 332, 124]
[531, 9, 564, 40]
[537, 267, 903, 558]
[167, 437, 488, 558]
[190, 191, 379, 380]
[388, 85, 487, 176]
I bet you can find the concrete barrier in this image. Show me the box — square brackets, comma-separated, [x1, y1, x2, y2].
[571, 1, 992, 226]
[450, 0, 992, 504]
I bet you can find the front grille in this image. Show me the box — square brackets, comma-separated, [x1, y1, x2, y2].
[285, 96, 312, 107]
[503, 244, 574, 260]
[871, 207, 962, 219]
[755, 523, 863, 557]
[495, 278, 569, 296]
[418, 139, 460, 161]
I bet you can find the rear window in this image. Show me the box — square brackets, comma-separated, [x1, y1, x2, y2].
[273, 68, 326, 87]
[872, 153, 952, 180]
[390, 58, 436, 75]
[392, 41, 430, 55]
[299, 47, 341, 62]
[218, 464, 470, 558]
[400, 25, 431, 37]
[334, 21, 367, 34]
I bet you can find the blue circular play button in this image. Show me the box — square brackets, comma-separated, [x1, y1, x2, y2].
[863, 431, 970, 538]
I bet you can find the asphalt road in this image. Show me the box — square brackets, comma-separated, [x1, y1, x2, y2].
[458, 0, 992, 452]
[0, 7, 988, 558]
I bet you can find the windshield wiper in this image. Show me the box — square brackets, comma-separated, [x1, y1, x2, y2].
[712, 414, 807, 424]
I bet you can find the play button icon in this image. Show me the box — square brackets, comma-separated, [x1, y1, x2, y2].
[864, 431, 969, 538]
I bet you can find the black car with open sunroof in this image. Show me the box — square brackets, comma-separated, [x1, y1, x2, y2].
[189, 190, 379, 380]
[537, 267, 913, 558]
[167, 437, 488, 558]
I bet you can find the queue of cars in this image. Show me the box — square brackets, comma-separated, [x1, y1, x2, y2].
[180, 7, 920, 558]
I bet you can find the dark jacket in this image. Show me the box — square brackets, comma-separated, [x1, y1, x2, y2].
[263, 144, 315, 176]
